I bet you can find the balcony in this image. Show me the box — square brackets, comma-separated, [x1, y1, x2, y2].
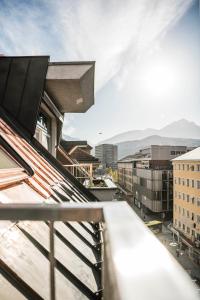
[0, 202, 198, 300]
[64, 163, 94, 183]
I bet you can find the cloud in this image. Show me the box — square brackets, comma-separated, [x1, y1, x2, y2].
[62, 114, 76, 137]
[63, 125, 75, 136]
[50, 0, 194, 89]
[0, 0, 194, 91]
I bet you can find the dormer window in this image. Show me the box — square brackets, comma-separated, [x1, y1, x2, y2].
[0, 147, 19, 169]
[0, 136, 33, 188]
[0, 146, 29, 188]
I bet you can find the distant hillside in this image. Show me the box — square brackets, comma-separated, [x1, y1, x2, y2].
[117, 135, 200, 159]
[100, 119, 200, 145]
[62, 134, 80, 141]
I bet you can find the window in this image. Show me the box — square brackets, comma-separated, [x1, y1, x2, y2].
[182, 179, 185, 186]
[191, 180, 194, 188]
[183, 193, 185, 201]
[191, 165, 194, 171]
[197, 181, 200, 189]
[0, 148, 19, 169]
[197, 216, 200, 224]
[187, 194, 190, 202]
[191, 213, 194, 221]
[187, 179, 189, 186]
[182, 164, 185, 171]
[0, 145, 30, 188]
[182, 208, 185, 216]
[187, 210, 190, 218]
[35, 112, 51, 151]
[191, 197, 195, 204]
[187, 227, 190, 234]
[178, 178, 181, 185]
[197, 199, 200, 207]
[197, 165, 200, 171]
[179, 221, 181, 228]
[182, 224, 185, 231]
[187, 164, 189, 171]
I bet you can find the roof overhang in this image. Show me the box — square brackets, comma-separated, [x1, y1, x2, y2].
[45, 62, 95, 113]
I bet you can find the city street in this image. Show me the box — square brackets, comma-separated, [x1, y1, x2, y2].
[127, 199, 200, 292]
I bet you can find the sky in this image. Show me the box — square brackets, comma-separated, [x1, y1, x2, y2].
[0, 0, 199, 144]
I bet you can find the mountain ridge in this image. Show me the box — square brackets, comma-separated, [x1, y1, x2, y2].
[116, 134, 200, 159]
[99, 119, 200, 145]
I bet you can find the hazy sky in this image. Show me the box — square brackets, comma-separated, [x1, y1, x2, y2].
[0, 0, 199, 144]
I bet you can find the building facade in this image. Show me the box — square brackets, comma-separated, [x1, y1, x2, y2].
[172, 148, 200, 248]
[0, 55, 103, 298]
[35, 61, 95, 157]
[118, 145, 191, 217]
[95, 143, 118, 169]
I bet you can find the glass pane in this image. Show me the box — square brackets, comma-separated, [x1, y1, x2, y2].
[0, 148, 19, 169]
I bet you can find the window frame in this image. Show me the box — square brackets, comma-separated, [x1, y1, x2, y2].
[0, 137, 34, 188]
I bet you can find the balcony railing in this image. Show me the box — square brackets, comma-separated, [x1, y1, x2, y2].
[0, 202, 199, 300]
[64, 163, 94, 183]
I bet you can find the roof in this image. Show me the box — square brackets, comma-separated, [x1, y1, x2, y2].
[46, 61, 95, 113]
[60, 140, 89, 153]
[0, 56, 49, 138]
[118, 154, 150, 163]
[70, 147, 100, 164]
[172, 147, 200, 161]
[59, 140, 98, 164]
[56, 146, 75, 165]
[0, 118, 102, 299]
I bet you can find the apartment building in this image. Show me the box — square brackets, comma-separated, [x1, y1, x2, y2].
[172, 147, 200, 247]
[118, 156, 134, 193]
[95, 143, 118, 169]
[118, 145, 190, 217]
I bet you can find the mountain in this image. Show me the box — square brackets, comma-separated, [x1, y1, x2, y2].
[117, 135, 200, 159]
[100, 119, 200, 145]
[62, 134, 80, 141]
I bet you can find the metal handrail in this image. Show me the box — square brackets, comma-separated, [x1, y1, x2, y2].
[0, 202, 199, 300]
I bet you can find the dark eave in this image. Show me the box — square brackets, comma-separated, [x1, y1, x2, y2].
[0, 56, 49, 139]
[61, 140, 88, 153]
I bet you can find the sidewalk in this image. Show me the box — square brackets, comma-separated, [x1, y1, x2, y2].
[130, 201, 200, 288]
[158, 230, 200, 284]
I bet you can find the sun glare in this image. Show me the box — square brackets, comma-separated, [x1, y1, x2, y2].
[139, 57, 180, 99]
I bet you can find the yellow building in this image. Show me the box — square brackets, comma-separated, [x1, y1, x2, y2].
[172, 148, 200, 247]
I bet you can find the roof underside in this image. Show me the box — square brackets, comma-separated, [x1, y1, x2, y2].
[46, 62, 95, 113]
[61, 140, 88, 153]
[0, 118, 101, 299]
[70, 147, 100, 163]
